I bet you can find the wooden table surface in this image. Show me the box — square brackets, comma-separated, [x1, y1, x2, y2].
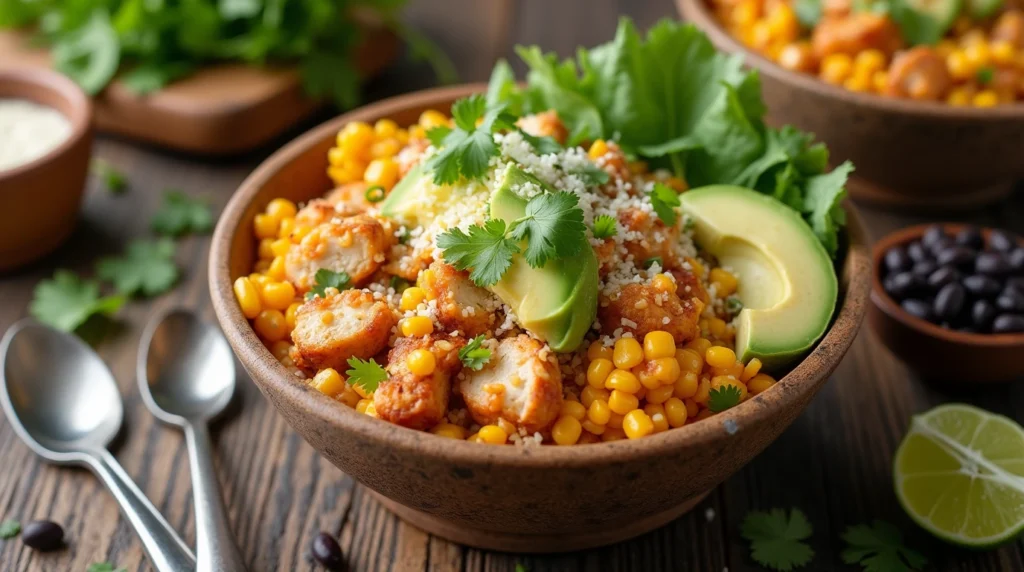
[2, 1, 1024, 571]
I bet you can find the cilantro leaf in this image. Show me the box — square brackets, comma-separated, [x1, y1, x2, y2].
[803, 161, 853, 257]
[437, 219, 520, 287]
[708, 384, 742, 413]
[345, 357, 387, 394]
[96, 239, 178, 297]
[508, 191, 586, 268]
[571, 163, 610, 187]
[87, 563, 126, 572]
[151, 190, 214, 237]
[592, 214, 618, 239]
[648, 182, 681, 227]
[30, 270, 125, 333]
[741, 508, 815, 571]
[976, 66, 994, 85]
[305, 269, 352, 300]
[458, 335, 492, 370]
[518, 130, 564, 155]
[0, 519, 20, 539]
[51, 10, 120, 95]
[91, 159, 127, 194]
[426, 95, 519, 185]
[842, 521, 927, 572]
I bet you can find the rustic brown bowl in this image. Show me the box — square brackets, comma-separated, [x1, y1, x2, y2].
[0, 68, 93, 272]
[870, 223, 1024, 383]
[677, 0, 1024, 211]
[209, 84, 873, 552]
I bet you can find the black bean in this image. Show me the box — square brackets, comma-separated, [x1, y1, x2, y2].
[936, 246, 974, 268]
[955, 226, 985, 249]
[885, 272, 923, 300]
[989, 230, 1019, 253]
[933, 283, 966, 321]
[927, 266, 960, 290]
[997, 288, 1024, 312]
[1009, 248, 1024, 272]
[993, 314, 1024, 333]
[1007, 277, 1024, 293]
[912, 261, 938, 280]
[884, 246, 912, 273]
[962, 275, 1002, 298]
[972, 300, 997, 330]
[922, 225, 946, 247]
[907, 241, 931, 263]
[929, 237, 955, 256]
[312, 532, 344, 570]
[976, 252, 1011, 276]
[901, 299, 934, 322]
[21, 521, 64, 552]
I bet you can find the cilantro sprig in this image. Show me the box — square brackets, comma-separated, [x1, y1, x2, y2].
[345, 357, 387, 394]
[708, 384, 742, 413]
[648, 182, 681, 227]
[0, 519, 20, 539]
[306, 269, 352, 300]
[741, 508, 815, 571]
[91, 158, 127, 194]
[151, 190, 213, 237]
[96, 239, 178, 297]
[842, 521, 927, 572]
[592, 214, 618, 239]
[426, 95, 516, 185]
[458, 335, 492, 370]
[437, 192, 586, 286]
[30, 270, 125, 333]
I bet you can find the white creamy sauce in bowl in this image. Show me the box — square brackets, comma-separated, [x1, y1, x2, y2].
[0, 98, 73, 172]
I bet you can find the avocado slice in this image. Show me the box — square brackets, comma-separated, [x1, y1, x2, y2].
[488, 165, 598, 352]
[379, 161, 426, 220]
[679, 186, 838, 372]
[379, 162, 488, 227]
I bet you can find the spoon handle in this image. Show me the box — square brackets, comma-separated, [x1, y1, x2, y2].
[86, 449, 196, 572]
[185, 421, 248, 572]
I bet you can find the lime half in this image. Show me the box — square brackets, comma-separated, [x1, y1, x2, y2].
[894, 404, 1024, 548]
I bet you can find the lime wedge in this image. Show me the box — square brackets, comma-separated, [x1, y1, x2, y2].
[894, 404, 1024, 548]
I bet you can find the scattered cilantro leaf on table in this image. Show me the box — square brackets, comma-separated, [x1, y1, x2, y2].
[508, 191, 585, 268]
[87, 563, 126, 572]
[648, 182, 681, 227]
[0, 519, 20, 539]
[459, 335, 492, 370]
[30, 271, 125, 333]
[425, 94, 516, 185]
[437, 219, 519, 287]
[96, 239, 178, 297]
[150, 190, 214, 237]
[842, 521, 927, 572]
[306, 269, 352, 300]
[91, 159, 127, 194]
[346, 357, 387, 394]
[707, 384, 742, 413]
[592, 214, 618, 239]
[50, 10, 121, 95]
[741, 508, 815, 571]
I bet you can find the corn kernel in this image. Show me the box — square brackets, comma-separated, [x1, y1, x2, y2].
[694, 376, 712, 405]
[992, 41, 1016, 66]
[269, 340, 291, 361]
[651, 273, 676, 293]
[947, 51, 973, 81]
[419, 110, 449, 130]
[269, 238, 291, 258]
[608, 389, 639, 415]
[708, 317, 729, 340]
[706, 346, 736, 369]
[561, 400, 587, 421]
[696, 409, 714, 421]
[581, 386, 610, 408]
[646, 384, 675, 405]
[605, 369, 641, 393]
[552, 415, 583, 445]
[711, 375, 748, 401]
[588, 139, 609, 159]
[285, 302, 301, 330]
[645, 404, 670, 433]
[685, 336, 712, 356]
[820, 53, 853, 85]
[431, 423, 467, 439]
[973, 89, 999, 107]
[254, 309, 287, 342]
[643, 331, 676, 360]
[339, 389, 361, 408]
[497, 418, 516, 436]
[741, 358, 762, 382]
[406, 349, 436, 376]
[260, 281, 296, 311]
[267, 256, 286, 281]
[581, 420, 606, 435]
[676, 348, 703, 373]
[337, 122, 374, 154]
[587, 399, 612, 425]
[312, 368, 345, 397]
[607, 412, 625, 429]
[587, 358, 614, 388]
[664, 397, 688, 427]
[370, 138, 402, 159]
[587, 341, 614, 361]
[965, 42, 991, 70]
[356, 398, 371, 413]
[748, 373, 777, 395]
[766, 4, 799, 43]
[477, 424, 507, 445]
[278, 217, 295, 240]
[234, 277, 262, 319]
[364, 158, 399, 190]
[613, 337, 644, 369]
[352, 379, 373, 399]
[623, 409, 654, 439]
[844, 73, 871, 93]
[266, 198, 297, 219]
[400, 316, 434, 337]
[871, 70, 889, 94]
[709, 268, 738, 297]
[253, 213, 280, 239]
[374, 118, 399, 138]
[258, 238, 275, 260]
[400, 287, 427, 311]
[854, 49, 886, 77]
[684, 398, 700, 418]
[602, 428, 626, 442]
[674, 372, 699, 399]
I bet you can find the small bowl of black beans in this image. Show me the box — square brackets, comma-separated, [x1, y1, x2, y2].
[870, 223, 1024, 383]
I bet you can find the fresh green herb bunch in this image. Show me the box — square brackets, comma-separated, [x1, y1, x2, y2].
[0, 0, 451, 108]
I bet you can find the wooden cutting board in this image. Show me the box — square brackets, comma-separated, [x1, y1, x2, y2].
[0, 27, 399, 155]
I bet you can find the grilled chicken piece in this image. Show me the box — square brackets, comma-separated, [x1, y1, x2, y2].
[374, 334, 465, 430]
[291, 289, 397, 373]
[285, 214, 392, 292]
[420, 261, 499, 337]
[598, 282, 702, 344]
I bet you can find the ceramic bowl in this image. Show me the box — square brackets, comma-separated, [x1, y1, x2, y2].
[677, 0, 1024, 211]
[870, 223, 1024, 383]
[209, 84, 872, 552]
[0, 68, 93, 272]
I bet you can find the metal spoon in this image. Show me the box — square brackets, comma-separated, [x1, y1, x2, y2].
[0, 320, 196, 572]
[138, 309, 247, 572]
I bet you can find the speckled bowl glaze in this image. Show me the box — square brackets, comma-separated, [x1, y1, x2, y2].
[209, 84, 872, 552]
[677, 0, 1024, 211]
[870, 223, 1024, 383]
[0, 68, 93, 272]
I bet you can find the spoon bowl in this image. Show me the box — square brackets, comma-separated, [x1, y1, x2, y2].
[1, 320, 121, 462]
[140, 309, 236, 425]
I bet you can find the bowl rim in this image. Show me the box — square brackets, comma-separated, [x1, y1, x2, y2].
[871, 222, 1024, 347]
[0, 67, 93, 183]
[676, 0, 1024, 121]
[209, 83, 873, 468]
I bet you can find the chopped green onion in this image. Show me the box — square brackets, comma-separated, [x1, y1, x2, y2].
[365, 185, 386, 203]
